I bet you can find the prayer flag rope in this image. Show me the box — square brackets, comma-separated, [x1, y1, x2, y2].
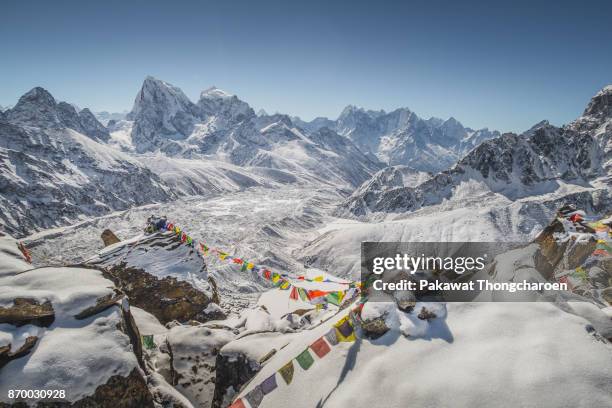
[147, 218, 361, 307]
[230, 307, 362, 408]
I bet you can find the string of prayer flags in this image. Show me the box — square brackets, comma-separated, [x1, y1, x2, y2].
[278, 361, 294, 385]
[295, 349, 315, 370]
[148, 219, 361, 307]
[141, 335, 156, 350]
[244, 385, 264, 408]
[260, 373, 278, 395]
[310, 337, 331, 358]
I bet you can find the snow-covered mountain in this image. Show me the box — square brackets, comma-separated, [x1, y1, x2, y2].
[123, 77, 382, 187]
[0, 79, 383, 238]
[0, 88, 173, 237]
[338, 87, 612, 219]
[295, 105, 501, 172]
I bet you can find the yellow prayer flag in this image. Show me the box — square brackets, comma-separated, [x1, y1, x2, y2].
[334, 316, 356, 342]
[247, 262, 254, 270]
[314, 276, 324, 282]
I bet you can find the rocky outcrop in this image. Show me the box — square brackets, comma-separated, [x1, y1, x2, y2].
[0, 336, 38, 369]
[101, 229, 121, 247]
[102, 264, 223, 324]
[361, 315, 390, 339]
[211, 352, 260, 408]
[0, 234, 154, 407]
[0, 298, 54, 327]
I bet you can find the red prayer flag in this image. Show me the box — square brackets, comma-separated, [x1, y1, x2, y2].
[233, 258, 244, 264]
[228, 399, 246, 408]
[569, 213, 583, 223]
[289, 286, 299, 300]
[307, 290, 329, 299]
[310, 337, 331, 358]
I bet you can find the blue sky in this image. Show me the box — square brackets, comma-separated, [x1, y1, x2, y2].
[1, 0, 611, 132]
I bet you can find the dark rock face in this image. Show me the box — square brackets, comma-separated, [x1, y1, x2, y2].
[0, 336, 38, 369]
[9, 368, 155, 408]
[583, 86, 612, 120]
[101, 264, 223, 324]
[0, 298, 55, 327]
[5, 87, 62, 127]
[78, 108, 110, 142]
[361, 315, 390, 339]
[211, 352, 260, 408]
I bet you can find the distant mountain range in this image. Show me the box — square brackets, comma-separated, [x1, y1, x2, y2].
[337, 86, 612, 219]
[1, 77, 610, 238]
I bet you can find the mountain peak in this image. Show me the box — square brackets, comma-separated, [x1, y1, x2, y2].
[200, 86, 233, 99]
[197, 86, 253, 121]
[19, 86, 57, 107]
[6, 86, 62, 127]
[582, 84, 612, 119]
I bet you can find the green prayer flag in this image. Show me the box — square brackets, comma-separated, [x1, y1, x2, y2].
[325, 292, 341, 306]
[241, 262, 248, 272]
[297, 287, 308, 301]
[296, 349, 314, 370]
[141, 334, 156, 350]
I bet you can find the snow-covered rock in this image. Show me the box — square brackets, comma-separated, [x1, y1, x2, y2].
[0, 233, 154, 406]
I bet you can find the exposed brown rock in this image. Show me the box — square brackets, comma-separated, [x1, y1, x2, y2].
[361, 315, 390, 339]
[0, 298, 54, 327]
[74, 292, 123, 320]
[102, 264, 224, 324]
[417, 306, 437, 321]
[0, 336, 38, 369]
[101, 229, 121, 247]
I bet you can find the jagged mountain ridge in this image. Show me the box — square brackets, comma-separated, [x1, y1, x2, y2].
[294, 104, 501, 172]
[0, 79, 382, 237]
[124, 77, 383, 188]
[338, 86, 612, 218]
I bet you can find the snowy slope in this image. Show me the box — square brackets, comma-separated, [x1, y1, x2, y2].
[235, 302, 611, 408]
